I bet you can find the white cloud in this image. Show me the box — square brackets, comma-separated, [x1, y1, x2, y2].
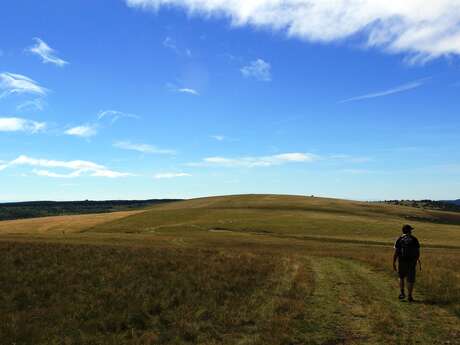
[90, 169, 133, 178]
[0, 72, 48, 98]
[32, 169, 83, 178]
[189, 152, 317, 167]
[154, 172, 191, 179]
[166, 83, 200, 95]
[0, 117, 46, 133]
[163, 36, 178, 52]
[177, 88, 199, 95]
[241, 59, 271, 81]
[163, 36, 192, 56]
[340, 79, 426, 103]
[97, 110, 140, 123]
[126, 0, 460, 62]
[63, 110, 138, 139]
[1, 155, 131, 178]
[27, 38, 68, 67]
[16, 98, 46, 112]
[211, 135, 225, 141]
[65, 125, 97, 138]
[114, 141, 176, 155]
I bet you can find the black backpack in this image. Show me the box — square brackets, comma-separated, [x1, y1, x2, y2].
[399, 235, 419, 260]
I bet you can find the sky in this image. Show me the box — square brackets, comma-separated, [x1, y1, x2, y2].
[0, 0, 460, 201]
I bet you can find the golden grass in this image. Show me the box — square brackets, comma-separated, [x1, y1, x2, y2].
[90, 194, 460, 247]
[0, 210, 144, 235]
[1, 194, 460, 344]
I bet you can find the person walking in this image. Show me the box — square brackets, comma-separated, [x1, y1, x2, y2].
[393, 224, 420, 302]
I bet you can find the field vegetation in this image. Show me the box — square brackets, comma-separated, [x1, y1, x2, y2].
[0, 199, 180, 221]
[1, 194, 459, 344]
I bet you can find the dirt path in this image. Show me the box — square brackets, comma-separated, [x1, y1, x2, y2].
[308, 257, 460, 344]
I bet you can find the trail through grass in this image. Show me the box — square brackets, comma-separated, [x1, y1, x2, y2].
[309, 257, 460, 344]
[1, 194, 460, 344]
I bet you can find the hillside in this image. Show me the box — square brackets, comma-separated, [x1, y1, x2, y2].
[2, 194, 460, 344]
[90, 194, 460, 248]
[0, 199, 181, 221]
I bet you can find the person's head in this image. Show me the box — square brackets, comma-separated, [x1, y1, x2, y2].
[402, 224, 414, 234]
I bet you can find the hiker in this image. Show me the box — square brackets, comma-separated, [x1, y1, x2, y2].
[393, 224, 420, 302]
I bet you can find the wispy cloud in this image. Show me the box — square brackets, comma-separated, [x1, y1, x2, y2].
[177, 88, 199, 96]
[340, 79, 427, 103]
[27, 38, 68, 67]
[163, 36, 179, 53]
[189, 152, 317, 168]
[0, 117, 46, 133]
[114, 141, 176, 155]
[0, 72, 48, 98]
[241, 59, 271, 81]
[16, 98, 46, 112]
[154, 172, 191, 179]
[166, 83, 200, 96]
[64, 110, 138, 139]
[163, 36, 192, 57]
[65, 125, 97, 138]
[97, 110, 140, 123]
[0, 155, 131, 178]
[211, 135, 225, 141]
[127, 0, 460, 62]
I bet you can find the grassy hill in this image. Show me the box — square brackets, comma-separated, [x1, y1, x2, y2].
[1, 194, 460, 344]
[90, 194, 460, 248]
[0, 199, 180, 221]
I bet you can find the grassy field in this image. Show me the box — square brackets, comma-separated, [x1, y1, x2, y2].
[0, 210, 143, 235]
[1, 194, 459, 344]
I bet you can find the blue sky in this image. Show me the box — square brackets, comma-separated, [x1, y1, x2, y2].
[1, 0, 459, 201]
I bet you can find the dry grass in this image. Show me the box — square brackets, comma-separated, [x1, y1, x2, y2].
[90, 195, 460, 247]
[0, 241, 315, 345]
[1, 194, 460, 344]
[0, 210, 144, 235]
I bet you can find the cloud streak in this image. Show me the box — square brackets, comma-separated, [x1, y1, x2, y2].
[16, 98, 46, 112]
[65, 125, 97, 138]
[27, 38, 68, 67]
[177, 88, 199, 96]
[340, 79, 426, 103]
[154, 172, 191, 179]
[114, 141, 176, 155]
[0, 117, 46, 133]
[126, 0, 460, 61]
[0, 155, 132, 178]
[241, 59, 271, 81]
[97, 110, 140, 123]
[189, 152, 317, 168]
[65, 110, 139, 139]
[0, 72, 48, 98]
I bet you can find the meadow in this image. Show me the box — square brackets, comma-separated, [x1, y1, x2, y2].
[1, 194, 459, 344]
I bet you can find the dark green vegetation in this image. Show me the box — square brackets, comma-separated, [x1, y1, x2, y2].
[382, 199, 460, 213]
[0, 199, 180, 221]
[1, 194, 460, 344]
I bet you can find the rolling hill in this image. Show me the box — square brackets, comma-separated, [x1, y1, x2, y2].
[1, 194, 459, 344]
[89, 194, 460, 248]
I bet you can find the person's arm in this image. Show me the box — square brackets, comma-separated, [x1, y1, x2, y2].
[416, 238, 421, 270]
[393, 249, 399, 271]
[393, 238, 400, 271]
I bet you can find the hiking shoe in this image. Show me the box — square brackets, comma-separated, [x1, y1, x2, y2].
[408, 296, 415, 303]
[399, 293, 406, 300]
